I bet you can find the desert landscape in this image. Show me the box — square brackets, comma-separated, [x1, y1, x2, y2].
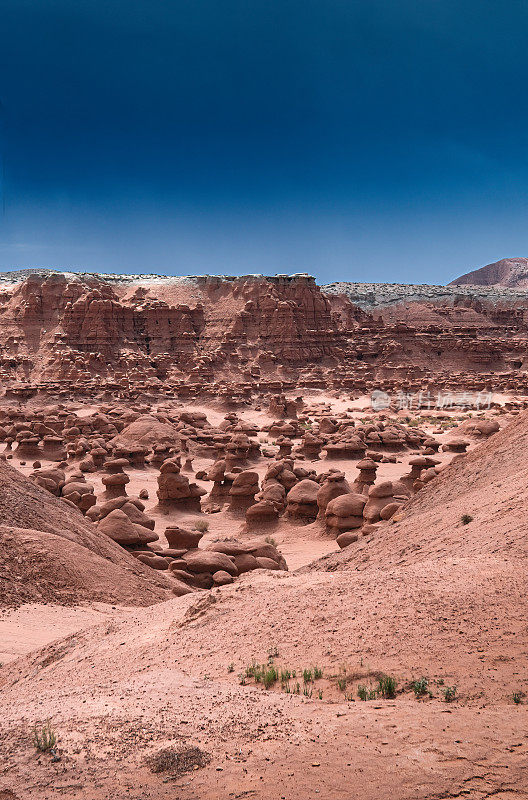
[0, 261, 527, 799]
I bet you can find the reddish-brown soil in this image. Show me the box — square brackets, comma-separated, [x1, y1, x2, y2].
[0, 270, 527, 799]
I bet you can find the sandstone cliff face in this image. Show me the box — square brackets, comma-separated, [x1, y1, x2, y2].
[1, 269, 528, 395]
[0, 272, 346, 386]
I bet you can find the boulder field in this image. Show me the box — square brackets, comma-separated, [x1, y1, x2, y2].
[0, 268, 528, 799]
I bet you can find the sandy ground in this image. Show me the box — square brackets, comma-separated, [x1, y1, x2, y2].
[1, 393, 526, 799]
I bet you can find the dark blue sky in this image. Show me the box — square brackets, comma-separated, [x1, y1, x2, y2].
[1, 0, 528, 283]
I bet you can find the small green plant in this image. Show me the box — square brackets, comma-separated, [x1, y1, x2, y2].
[317, 689, 323, 700]
[262, 665, 278, 689]
[245, 661, 258, 679]
[378, 675, 397, 699]
[303, 668, 313, 684]
[294, 682, 301, 694]
[264, 536, 278, 547]
[268, 646, 279, 660]
[357, 685, 368, 701]
[411, 677, 429, 698]
[193, 519, 209, 533]
[337, 676, 347, 692]
[461, 514, 473, 525]
[442, 685, 457, 702]
[280, 668, 291, 683]
[227, 662, 234, 673]
[313, 666, 323, 680]
[238, 674, 246, 685]
[33, 721, 57, 752]
[513, 691, 524, 705]
[303, 686, 312, 697]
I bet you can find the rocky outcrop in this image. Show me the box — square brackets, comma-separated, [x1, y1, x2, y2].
[2, 268, 528, 395]
[449, 257, 528, 288]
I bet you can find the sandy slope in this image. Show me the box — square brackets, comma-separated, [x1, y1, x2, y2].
[1, 410, 528, 798]
[0, 458, 171, 608]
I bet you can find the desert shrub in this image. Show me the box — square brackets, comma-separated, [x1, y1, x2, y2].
[461, 514, 473, 525]
[411, 677, 429, 697]
[194, 519, 209, 533]
[378, 675, 397, 699]
[262, 665, 278, 689]
[33, 721, 57, 752]
[357, 684, 368, 701]
[442, 685, 457, 702]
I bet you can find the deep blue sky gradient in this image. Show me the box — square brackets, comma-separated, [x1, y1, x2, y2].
[1, 0, 528, 282]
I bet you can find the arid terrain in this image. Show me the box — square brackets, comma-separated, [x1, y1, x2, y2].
[1, 265, 528, 799]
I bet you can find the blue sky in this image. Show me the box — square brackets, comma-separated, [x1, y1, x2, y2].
[1, 0, 528, 283]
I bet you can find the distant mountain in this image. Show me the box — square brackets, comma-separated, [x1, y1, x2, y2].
[449, 257, 528, 288]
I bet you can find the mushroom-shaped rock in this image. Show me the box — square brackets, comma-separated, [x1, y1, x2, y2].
[101, 471, 130, 499]
[316, 472, 351, 518]
[325, 493, 367, 537]
[275, 436, 293, 457]
[355, 457, 378, 488]
[286, 479, 320, 523]
[182, 549, 238, 576]
[164, 526, 203, 549]
[363, 481, 398, 523]
[157, 458, 206, 511]
[98, 509, 159, 547]
[228, 470, 260, 514]
[442, 438, 470, 453]
[324, 435, 366, 460]
[300, 431, 324, 459]
[62, 479, 97, 513]
[244, 499, 279, 532]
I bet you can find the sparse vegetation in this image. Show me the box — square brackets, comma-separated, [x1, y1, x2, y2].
[32, 721, 57, 752]
[356, 684, 377, 701]
[280, 668, 291, 684]
[227, 662, 234, 673]
[411, 677, 429, 697]
[442, 685, 457, 702]
[262, 665, 279, 689]
[513, 691, 524, 705]
[357, 684, 368, 701]
[378, 675, 397, 699]
[337, 676, 347, 692]
[265, 536, 278, 547]
[461, 514, 473, 525]
[147, 746, 211, 776]
[193, 519, 209, 533]
[303, 668, 313, 684]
